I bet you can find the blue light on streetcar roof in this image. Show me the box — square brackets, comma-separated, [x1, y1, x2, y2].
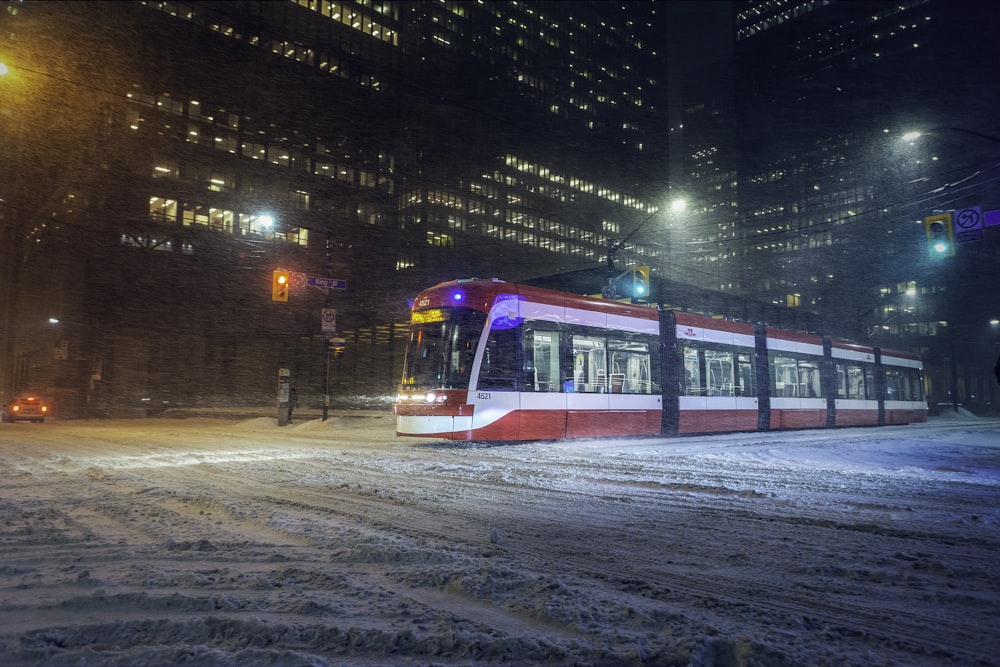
[452, 291, 464, 302]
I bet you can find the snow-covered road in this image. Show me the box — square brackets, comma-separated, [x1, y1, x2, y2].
[1, 413, 998, 666]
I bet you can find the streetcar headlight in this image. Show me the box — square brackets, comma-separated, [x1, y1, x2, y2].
[425, 392, 436, 403]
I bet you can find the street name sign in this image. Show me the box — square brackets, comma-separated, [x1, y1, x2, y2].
[307, 277, 347, 290]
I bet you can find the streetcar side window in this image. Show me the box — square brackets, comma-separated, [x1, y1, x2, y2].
[836, 362, 874, 400]
[884, 368, 901, 400]
[681, 346, 702, 395]
[736, 352, 755, 396]
[837, 364, 853, 399]
[608, 334, 656, 394]
[771, 355, 824, 398]
[477, 327, 519, 390]
[800, 360, 822, 398]
[704, 348, 735, 396]
[883, 367, 924, 401]
[771, 355, 798, 397]
[523, 327, 561, 392]
[679, 343, 755, 397]
[572, 334, 607, 392]
[909, 369, 925, 401]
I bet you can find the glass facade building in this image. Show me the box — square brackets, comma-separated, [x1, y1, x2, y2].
[681, 0, 1000, 409]
[0, 1, 674, 414]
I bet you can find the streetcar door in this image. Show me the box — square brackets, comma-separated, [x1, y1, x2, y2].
[517, 298, 569, 439]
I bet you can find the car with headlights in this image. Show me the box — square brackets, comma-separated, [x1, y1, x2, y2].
[2, 395, 49, 423]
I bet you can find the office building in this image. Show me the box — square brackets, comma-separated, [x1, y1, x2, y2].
[0, 1, 673, 414]
[681, 0, 1000, 408]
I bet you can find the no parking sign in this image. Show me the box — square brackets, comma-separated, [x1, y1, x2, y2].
[321, 308, 337, 333]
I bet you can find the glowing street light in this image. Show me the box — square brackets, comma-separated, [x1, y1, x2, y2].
[900, 126, 1000, 147]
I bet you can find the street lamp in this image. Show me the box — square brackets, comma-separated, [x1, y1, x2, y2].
[604, 194, 689, 294]
[902, 126, 1000, 146]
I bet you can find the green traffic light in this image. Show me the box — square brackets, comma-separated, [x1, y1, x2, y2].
[631, 266, 650, 299]
[924, 215, 954, 257]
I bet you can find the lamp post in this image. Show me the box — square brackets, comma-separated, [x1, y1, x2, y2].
[665, 197, 686, 283]
[605, 196, 687, 289]
[0, 59, 25, 405]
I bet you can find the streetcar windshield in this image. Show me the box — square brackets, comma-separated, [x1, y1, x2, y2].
[401, 308, 487, 390]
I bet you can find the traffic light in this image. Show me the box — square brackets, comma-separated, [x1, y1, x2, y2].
[272, 269, 290, 302]
[632, 265, 650, 300]
[924, 213, 954, 257]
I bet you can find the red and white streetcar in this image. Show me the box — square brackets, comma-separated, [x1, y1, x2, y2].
[394, 279, 927, 441]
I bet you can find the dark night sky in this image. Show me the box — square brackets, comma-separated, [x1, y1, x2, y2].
[666, 0, 733, 74]
[663, 1, 734, 163]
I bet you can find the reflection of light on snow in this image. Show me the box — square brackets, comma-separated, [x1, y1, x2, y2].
[543, 426, 1000, 488]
